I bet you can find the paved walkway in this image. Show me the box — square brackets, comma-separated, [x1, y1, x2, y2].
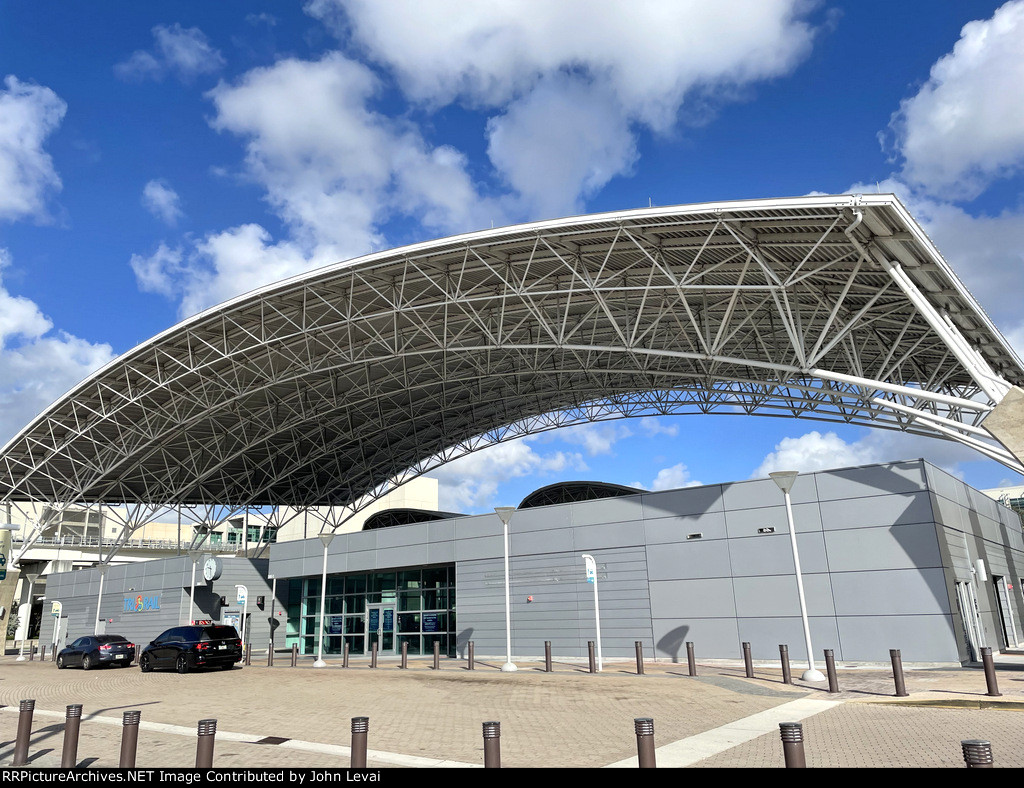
[2, 652, 1024, 768]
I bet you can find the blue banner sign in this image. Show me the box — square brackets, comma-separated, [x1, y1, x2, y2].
[423, 613, 438, 632]
[123, 595, 161, 613]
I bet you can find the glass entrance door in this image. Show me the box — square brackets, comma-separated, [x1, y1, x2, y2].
[366, 604, 396, 655]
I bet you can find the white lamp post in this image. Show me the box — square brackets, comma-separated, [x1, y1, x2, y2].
[94, 564, 108, 635]
[769, 471, 825, 682]
[16, 572, 37, 662]
[582, 554, 603, 671]
[494, 507, 517, 672]
[313, 531, 335, 668]
[187, 550, 202, 625]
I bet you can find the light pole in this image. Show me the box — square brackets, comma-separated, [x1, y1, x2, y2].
[769, 471, 825, 682]
[582, 554, 603, 671]
[187, 550, 202, 625]
[313, 531, 335, 668]
[94, 564, 108, 635]
[494, 507, 517, 672]
[15, 572, 37, 662]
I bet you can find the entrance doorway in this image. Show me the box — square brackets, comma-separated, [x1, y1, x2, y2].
[955, 580, 984, 661]
[366, 604, 396, 656]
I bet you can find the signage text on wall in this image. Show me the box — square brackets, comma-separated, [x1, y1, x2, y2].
[123, 595, 161, 613]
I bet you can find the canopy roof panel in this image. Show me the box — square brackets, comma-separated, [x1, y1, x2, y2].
[2, 194, 1021, 509]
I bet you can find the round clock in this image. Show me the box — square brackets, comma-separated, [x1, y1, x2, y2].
[203, 556, 223, 582]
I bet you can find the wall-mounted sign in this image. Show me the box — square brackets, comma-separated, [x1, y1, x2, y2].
[123, 595, 161, 613]
[51, 601, 62, 618]
[423, 613, 438, 633]
[328, 616, 344, 635]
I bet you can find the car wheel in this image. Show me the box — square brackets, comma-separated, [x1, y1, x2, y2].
[82, 655, 93, 671]
[140, 655, 152, 673]
[57, 655, 66, 669]
[176, 655, 189, 674]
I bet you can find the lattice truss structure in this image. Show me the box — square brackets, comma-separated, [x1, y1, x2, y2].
[3, 195, 1023, 559]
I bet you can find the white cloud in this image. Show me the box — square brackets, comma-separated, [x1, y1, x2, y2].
[0, 250, 114, 445]
[141, 179, 183, 225]
[639, 417, 679, 438]
[554, 423, 633, 456]
[0, 75, 65, 222]
[647, 462, 701, 491]
[310, 0, 818, 216]
[115, 23, 225, 83]
[887, 0, 1024, 198]
[427, 437, 586, 511]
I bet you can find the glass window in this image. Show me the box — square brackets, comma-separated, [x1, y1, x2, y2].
[398, 570, 421, 590]
[372, 573, 396, 593]
[422, 567, 447, 588]
[327, 576, 346, 595]
[398, 613, 420, 633]
[398, 591, 421, 612]
[346, 575, 367, 595]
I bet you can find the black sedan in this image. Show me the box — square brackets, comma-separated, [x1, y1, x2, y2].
[57, 635, 136, 669]
[139, 625, 242, 673]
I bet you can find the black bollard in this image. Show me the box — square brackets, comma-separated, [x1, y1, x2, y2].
[291, 643, 298, 667]
[61, 704, 83, 768]
[468, 641, 474, 670]
[433, 639, 440, 670]
[401, 641, 408, 669]
[981, 647, 1002, 697]
[635, 641, 645, 675]
[370, 641, 378, 669]
[588, 641, 596, 673]
[544, 641, 552, 672]
[482, 721, 501, 768]
[13, 699, 35, 766]
[634, 718, 656, 768]
[890, 649, 909, 697]
[686, 641, 697, 677]
[780, 644, 792, 685]
[351, 717, 368, 768]
[742, 641, 754, 678]
[824, 649, 839, 693]
[119, 711, 141, 768]
[962, 739, 994, 768]
[779, 722, 806, 767]
[195, 719, 217, 768]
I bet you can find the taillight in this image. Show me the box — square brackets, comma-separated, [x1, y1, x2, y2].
[196, 642, 210, 651]
[100, 645, 111, 651]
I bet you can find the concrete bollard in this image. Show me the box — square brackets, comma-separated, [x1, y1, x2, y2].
[351, 717, 369, 768]
[343, 641, 350, 669]
[634, 718, 656, 768]
[544, 641, 552, 672]
[686, 641, 697, 677]
[890, 649, 909, 697]
[824, 649, 839, 693]
[588, 641, 596, 674]
[742, 641, 754, 678]
[635, 641, 644, 676]
[13, 699, 35, 766]
[370, 642, 378, 669]
[482, 721, 501, 768]
[401, 641, 408, 669]
[119, 711, 142, 768]
[61, 704, 83, 768]
[779, 644, 792, 685]
[195, 719, 217, 768]
[981, 647, 1002, 697]
[291, 643, 298, 667]
[433, 639, 440, 670]
[779, 722, 806, 768]
[962, 739, 994, 768]
[468, 641, 474, 670]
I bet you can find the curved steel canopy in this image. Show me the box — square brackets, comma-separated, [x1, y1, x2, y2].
[2, 195, 1022, 525]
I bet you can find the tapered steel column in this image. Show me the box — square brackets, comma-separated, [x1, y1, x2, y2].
[544, 641, 552, 672]
[780, 644, 792, 685]
[588, 641, 596, 673]
[433, 640, 440, 670]
[370, 642, 377, 668]
[60, 704, 83, 768]
[686, 642, 697, 676]
[742, 642, 754, 678]
[351, 717, 368, 768]
[401, 641, 408, 669]
[635, 641, 644, 675]
[343, 641, 350, 668]
[981, 647, 1002, 697]
[468, 641, 474, 670]
[824, 649, 839, 693]
[890, 649, 909, 697]
[634, 718, 656, 768]
[119, 711, 142, 768]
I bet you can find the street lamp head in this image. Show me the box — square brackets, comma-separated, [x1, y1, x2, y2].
[769, 471, 799, 494]
[318, 531, 336, 549]
[494, 506, 515, 525]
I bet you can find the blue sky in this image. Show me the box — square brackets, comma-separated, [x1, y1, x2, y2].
[1, 1, 1023, 513]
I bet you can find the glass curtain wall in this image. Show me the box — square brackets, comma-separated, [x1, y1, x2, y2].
[290, 565, 455, 656]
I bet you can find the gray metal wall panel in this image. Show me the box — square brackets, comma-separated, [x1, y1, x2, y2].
[837, 615, 961, 662]
[571, 497, 645, 526]
[644, 512, 728, 544]
[642, 486, 725, 519]
[572, 520, 646, 551]
[652, 617, 738, 661]
[736, 617, 841, 662]
[728, 532, 829, 576]
[732, 573, 835, 618]
[512, 526, 575, 555]
[818, 492, 934, 531]
[830, 569, 951, 616]
[724, 503, 822, 538]
[814, 461, 927, 500]
[650, 578, 735, 618]
[824, 523, 944, 572]
[645, 540, 732, 580]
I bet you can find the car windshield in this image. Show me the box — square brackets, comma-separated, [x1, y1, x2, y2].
[201, 626, 239, 641]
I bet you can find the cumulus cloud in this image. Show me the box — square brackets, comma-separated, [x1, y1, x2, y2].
[0, 250, 114, 445]
[634, 462, 702, 492]
[0, 76, 65, 222]
[887, 0, 1024, 198]
[141, 179, 183, 225]
[427, 437, 586, 511]
[115, 23, 225, 83]
[310, 0, 819, 216]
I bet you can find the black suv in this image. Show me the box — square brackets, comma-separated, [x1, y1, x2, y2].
[139, 625, 242, 673]
[57, 635, 136, 669]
